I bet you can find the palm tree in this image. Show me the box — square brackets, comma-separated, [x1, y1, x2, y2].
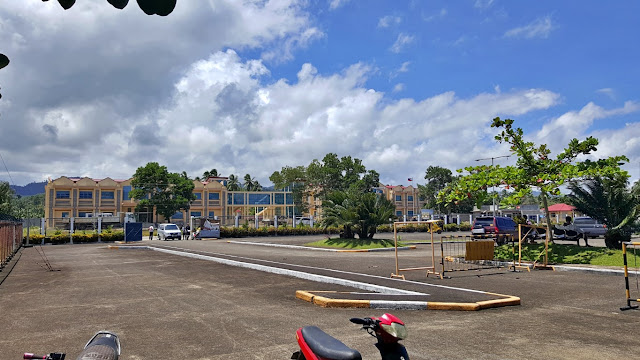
[567, 177, 638, 249]
[321, 191, 357, 239]
[226, 174, 242, 191]
[202, 168, 219, 180]
[321, 190, 396, 240]
[243, 174, 262, 191]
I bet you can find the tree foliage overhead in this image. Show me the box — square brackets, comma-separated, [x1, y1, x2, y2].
[129, 162, 195, 222]
[438, 118, 629, 237]
[42, 0, 178, 16]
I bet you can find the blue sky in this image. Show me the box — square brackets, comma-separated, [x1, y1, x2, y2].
[0, 0, 638, 186]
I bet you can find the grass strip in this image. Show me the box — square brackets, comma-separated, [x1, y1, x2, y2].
[305, 238, 408, 250]
[494, 243, 640, 267]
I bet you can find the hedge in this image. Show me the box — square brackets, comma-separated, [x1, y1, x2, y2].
[24, 232, 125, 244]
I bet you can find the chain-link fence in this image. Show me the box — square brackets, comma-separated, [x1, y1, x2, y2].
[1, 214, 22, 270]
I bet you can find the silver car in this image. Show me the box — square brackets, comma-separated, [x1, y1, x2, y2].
[572, 217, 607, 238]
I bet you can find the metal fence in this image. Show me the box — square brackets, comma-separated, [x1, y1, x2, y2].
[1, 214, 22, 270]
[437, 235, 506, 277]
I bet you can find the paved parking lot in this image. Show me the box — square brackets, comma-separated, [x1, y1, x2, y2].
[2, 235, 640, 359]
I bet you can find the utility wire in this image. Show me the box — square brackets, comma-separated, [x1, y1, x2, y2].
[0, 151, 15, 187]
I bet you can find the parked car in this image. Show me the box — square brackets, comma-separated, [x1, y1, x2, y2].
[157, 223, 182, 241]
[556, 217, 606, 239]
[295, 217, 312, 226]
[471, 216, 517, 244]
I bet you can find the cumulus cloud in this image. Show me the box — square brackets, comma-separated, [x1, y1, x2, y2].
[535, 101, 640, 154]
[504, 15, 555, 39]
[390, 33, 415, 53]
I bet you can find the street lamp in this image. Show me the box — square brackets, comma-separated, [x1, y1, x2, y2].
[475, 155, 510, 217]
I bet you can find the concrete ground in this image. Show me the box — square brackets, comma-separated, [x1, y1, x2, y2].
[2, 234, 640, 359]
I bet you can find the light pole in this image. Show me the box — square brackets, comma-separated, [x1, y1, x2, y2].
[475, 155, 510, 217]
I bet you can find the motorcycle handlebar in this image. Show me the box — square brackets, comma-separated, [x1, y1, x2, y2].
[349, 317, 374, 325]
[24, 353, 65, 360]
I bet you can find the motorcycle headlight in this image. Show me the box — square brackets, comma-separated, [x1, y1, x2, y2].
[380, 322, 407, 340]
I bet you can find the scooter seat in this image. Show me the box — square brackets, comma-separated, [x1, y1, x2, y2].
[300, 326, 362, 360]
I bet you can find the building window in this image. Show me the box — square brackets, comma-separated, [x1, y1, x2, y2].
[396, 211, 402, 217]
[274, 193, 285, 205]
[56, 191, 70, 199]
[208, 211, 215, 218]
[190, 211, 201, 217]
[233, 193, 244, 205]
[194, 193, 202, 200]
[395, 195, 402, 202]
[249, 193, 270, 205]
[61, 212, 69, 218]
[101, 191, 115, 199]
[208, 192, 220, 200]
[285, 193, 293, 205]
[408, 211, 414, 217]
[407, 195, 413, 202]
[78, 212, 92, 217]
[123, 186, 132, 200]
[171, 211, 183, 219]
[79, 191, 93, 199]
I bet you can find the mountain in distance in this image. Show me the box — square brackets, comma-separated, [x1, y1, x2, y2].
[11, 181, 47, 197]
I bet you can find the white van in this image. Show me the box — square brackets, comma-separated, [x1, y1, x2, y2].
[157, 223, 182, 241]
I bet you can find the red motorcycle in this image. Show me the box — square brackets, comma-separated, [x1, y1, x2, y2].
[24, 331, 120, 360]
[292, 313, 410, 360]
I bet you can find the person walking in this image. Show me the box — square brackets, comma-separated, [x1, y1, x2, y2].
[148, 224, 154, 240]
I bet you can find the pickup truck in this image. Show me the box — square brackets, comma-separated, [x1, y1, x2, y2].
[555, 217, 606, 240]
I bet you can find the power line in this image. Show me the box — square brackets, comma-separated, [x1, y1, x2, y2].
[0, 151, 15, 187]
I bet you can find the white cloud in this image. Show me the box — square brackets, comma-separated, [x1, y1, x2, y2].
[378, 15, 402, 28]
[596, 88, 616, 100]
[390, 33, 415, 53]
[329, 0, 351, 10]
[474, 0, 495, 9]
[504, 15, 554, 39]
[389, 61, 411, 80]
[424, 8, 447, 22]
[535, 101, 640, 154]
[393, 83, 405, 93]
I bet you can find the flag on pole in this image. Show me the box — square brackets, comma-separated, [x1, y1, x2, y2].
[408, 178, 413, 181]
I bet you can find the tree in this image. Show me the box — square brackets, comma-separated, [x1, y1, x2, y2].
[419, 166, 453, 212]
[567, 177, 638, 248]
[129, 162, 195, 224]
[439, 118, 628, 239]
[321, 190, 396, 240]
[42, 0, 178, 16]
[226, 174, 242, 191]
[269, 166, 308, 215]
[201, 168, 219, 180]
[12, 194, 45, 219]
[243, 174, 262, 191]
[0, 181, 14, 215]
